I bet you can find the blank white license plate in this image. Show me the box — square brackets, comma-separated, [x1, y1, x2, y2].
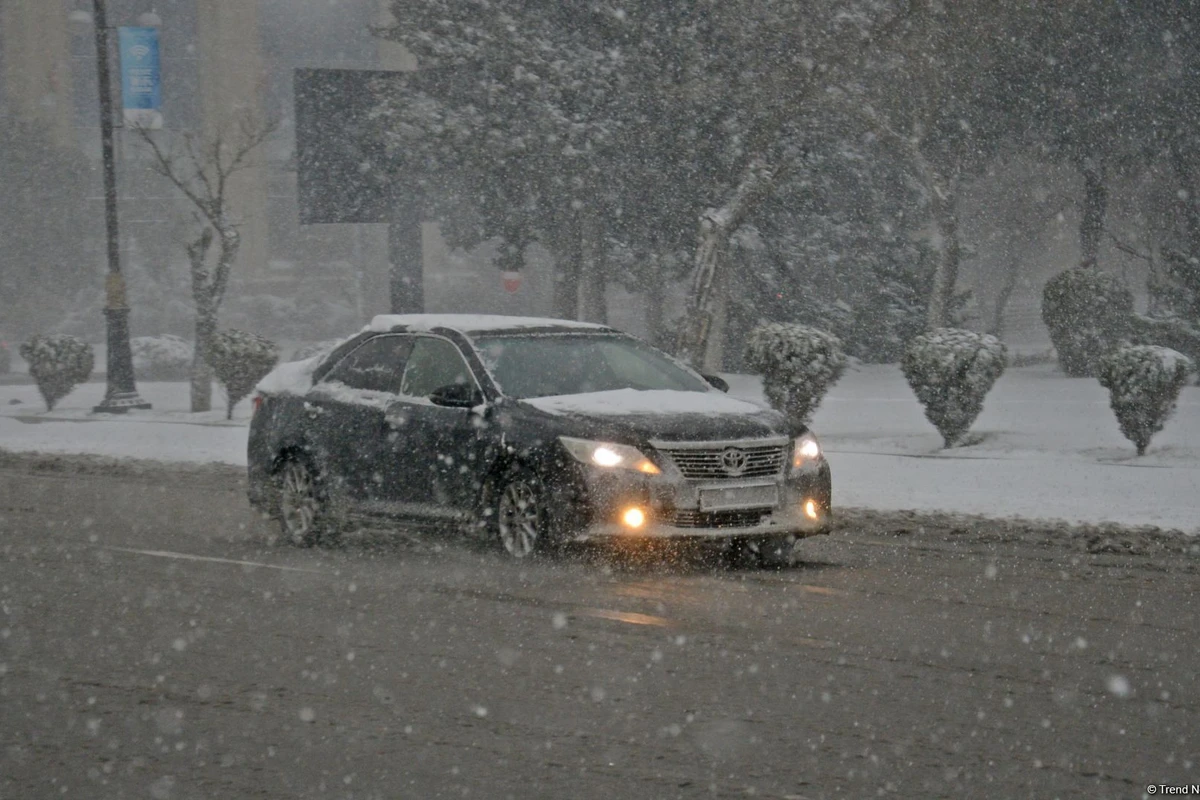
[699, 484, 778, 511]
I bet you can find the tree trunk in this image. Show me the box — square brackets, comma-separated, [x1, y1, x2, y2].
[701, 270, 729, 373]
[675, 158, 777, 364]
[1172, 148, 1200, 257]
[577, 208, 606, 324]
[191, 309, 216, 413]
[186, 224, 238, 413]
[187, 229, 215, 412]
[552, 218, 582, 320]
[644, 255, 666, 348]
[1079, 162, 1108, 269]
[989, 253, 1021, 338]
[925, 172, 961, 329]
[212, 228, 240, 313]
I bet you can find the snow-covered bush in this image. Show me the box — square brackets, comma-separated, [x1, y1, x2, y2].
[206, 329, 279, 419]
[131, 334, 193, 380]
[902, 328, 1007, 448]
[743, 323, 847, 424]
[18, 334, 94, 411]
[1097, 345, 1193, 456]
[290, 339, 344, 362]
[1042, 268, 1133, 377]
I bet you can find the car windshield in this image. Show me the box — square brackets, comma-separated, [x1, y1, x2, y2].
[473, 334, 710, 399]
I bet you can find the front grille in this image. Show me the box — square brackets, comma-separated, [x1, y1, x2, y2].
[672, 508, 771, 529]
[657, 442, 787, 480]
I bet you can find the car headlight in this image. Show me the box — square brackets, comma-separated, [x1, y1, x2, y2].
[559, 436, 661, 474]
[792, 432, 822, 471]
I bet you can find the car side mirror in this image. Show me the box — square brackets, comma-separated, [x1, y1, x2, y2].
[702, 373, 730, 393]
[429, 383, 483, 409]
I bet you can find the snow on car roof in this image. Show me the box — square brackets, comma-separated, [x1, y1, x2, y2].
[367, 314, 611, 335]
[523, 388, 767, 417]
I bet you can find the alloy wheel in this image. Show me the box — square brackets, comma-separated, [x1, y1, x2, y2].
[278, 460, 321, 546]
[497, 479, 541, 557]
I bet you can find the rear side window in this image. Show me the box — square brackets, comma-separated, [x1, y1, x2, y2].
[322, 335, 412, 394]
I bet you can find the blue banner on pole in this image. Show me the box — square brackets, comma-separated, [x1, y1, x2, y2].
[118, 26, 162, 129]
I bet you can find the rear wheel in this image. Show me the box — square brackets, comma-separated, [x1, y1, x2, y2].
[495, 468, 546, 558]
[277, 457, 335, 547]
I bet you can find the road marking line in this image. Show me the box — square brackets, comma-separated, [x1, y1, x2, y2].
[579, 607, 671, 627]
[100, 546, 325, 574]
[798, 584, 846, 596]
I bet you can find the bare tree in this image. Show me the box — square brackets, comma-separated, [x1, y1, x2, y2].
[134, 113, 277, 412]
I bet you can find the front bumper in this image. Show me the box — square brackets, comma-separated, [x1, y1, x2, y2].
[574, 507, 830, 541]
[558, 459, 833, 543]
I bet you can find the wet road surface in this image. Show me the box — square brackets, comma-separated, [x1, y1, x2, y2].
[1, 454, 1197, 798]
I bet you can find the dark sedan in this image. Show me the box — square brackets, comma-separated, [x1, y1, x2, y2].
[247, 314, 831, 566]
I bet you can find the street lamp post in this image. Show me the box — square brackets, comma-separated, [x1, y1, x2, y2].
[91, 0, 151, 413]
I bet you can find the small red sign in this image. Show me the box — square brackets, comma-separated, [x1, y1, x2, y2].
[502, 270, 522, 293]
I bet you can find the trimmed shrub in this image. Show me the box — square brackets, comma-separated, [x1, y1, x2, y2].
[1128, 314, 1200, 384]
[902, 327, 1007, 447]
[1042, 268, 1133, 377]
[19, 334, 94, 411]
[743, 323, 847, 424]
[131, 334, 193, 381]
[207, 329, 279, 419]
[1097, 345, 1193, 456]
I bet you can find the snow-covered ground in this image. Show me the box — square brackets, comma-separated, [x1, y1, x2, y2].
[731, 363, 1200, 533]
[0, 365, 1197, 533]
[0, 381, 249, 465]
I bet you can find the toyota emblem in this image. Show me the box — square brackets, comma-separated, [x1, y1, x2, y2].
[720, 447, 748, 476]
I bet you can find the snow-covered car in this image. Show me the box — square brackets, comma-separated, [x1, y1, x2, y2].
[247, 314, 832, 566]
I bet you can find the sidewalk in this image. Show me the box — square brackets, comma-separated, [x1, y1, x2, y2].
[1, 366, 1197, 533]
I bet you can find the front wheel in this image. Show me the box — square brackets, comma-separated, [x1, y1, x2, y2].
[277, 457, 335, 547]
[495, 468, 547, 558]
[725, 534, 796, 570]
[756, 534, 798, 569]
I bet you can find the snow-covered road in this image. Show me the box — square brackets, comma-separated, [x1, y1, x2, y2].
[1, 363, 1197, 533]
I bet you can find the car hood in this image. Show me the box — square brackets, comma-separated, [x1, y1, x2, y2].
[519, 389, 792, 442]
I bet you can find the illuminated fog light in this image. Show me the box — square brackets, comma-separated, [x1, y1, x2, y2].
[622, 507, 647, 529]
[592, 447, 623, 467]
[804, 500, 819, 520]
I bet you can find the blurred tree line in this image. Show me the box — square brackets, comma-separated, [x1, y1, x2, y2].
[5, 0, 1200, 369]
[373, 0, 1200, 365]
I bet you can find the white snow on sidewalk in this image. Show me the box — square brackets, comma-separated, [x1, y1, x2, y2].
[728, 363, 1200, 533]
[1, 365, 1197, 533]
[0, 381, 249, 465]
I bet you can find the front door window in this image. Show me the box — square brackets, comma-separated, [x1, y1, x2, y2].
[400, 337, 476, 399]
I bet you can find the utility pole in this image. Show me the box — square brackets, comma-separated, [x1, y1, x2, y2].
[91, 0, 150, 412]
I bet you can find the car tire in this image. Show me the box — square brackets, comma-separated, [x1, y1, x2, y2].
[494, 466, 547, 558]
[276, 456, 336, 547]
[756, 534, 797, 569]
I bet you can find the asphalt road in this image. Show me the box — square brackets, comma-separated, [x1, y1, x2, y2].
[1, 453, 1197, 799]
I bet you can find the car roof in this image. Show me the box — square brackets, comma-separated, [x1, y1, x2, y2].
[366, 314, 615, 337]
